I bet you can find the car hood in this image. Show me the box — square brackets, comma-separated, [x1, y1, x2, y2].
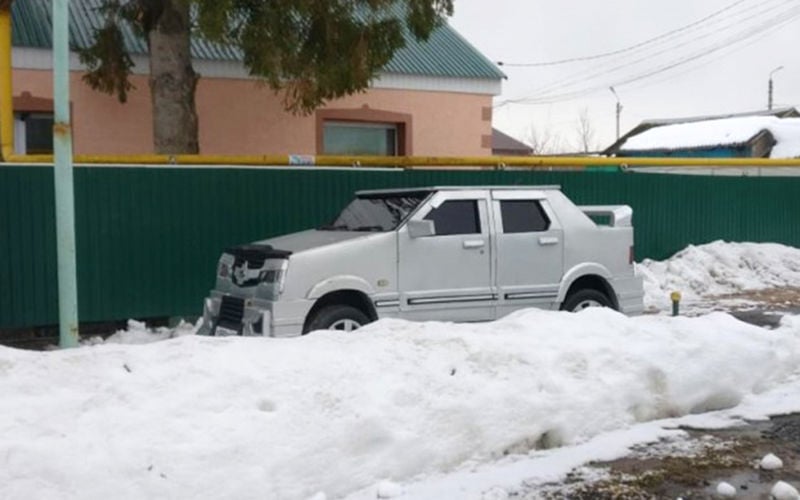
[257, 229, 382, 254]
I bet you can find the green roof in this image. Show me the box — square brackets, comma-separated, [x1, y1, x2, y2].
[11, 0, 505, 80]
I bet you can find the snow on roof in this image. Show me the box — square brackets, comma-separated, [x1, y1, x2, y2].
[619, 116, 800, 158]
[640, 107, 799, 126]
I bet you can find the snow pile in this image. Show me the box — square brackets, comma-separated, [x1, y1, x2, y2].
[760, 453, 784, 470]
[2, 308, 800, 499]
[637, 241, 800, 309]
[619, 116, 800, 158]
[772, 481, 800, 500]
[715, 481, 737, 498]
[84, 319, 197, 345]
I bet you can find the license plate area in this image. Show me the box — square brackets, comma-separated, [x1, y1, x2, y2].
[215, 325, 239, 336]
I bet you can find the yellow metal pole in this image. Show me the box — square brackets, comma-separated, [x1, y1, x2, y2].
[0, 3, 13, 160]
[5, 153, 800, 168]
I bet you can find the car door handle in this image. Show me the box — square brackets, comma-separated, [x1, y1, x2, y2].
[539, 236, 559, 245]
[463, 239, 485, 249]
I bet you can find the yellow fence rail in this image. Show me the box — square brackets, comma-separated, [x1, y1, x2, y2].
[4, 153, 800, 168]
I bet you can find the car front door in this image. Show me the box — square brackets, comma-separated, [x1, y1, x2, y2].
[492, 190, 564, 317]
[397, 190, 494, 322]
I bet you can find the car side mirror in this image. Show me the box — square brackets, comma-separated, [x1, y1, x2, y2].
[407, 219, 435, 238]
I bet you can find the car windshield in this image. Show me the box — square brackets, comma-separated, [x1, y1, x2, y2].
[320, 191, 430, 232]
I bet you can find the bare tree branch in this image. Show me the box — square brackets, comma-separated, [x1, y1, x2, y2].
[525, 124, 564, 155]
[574, 107, 597, 154]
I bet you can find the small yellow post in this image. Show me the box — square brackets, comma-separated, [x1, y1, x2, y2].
[670, 291, 682, 316]
[0, 2, 13, 160]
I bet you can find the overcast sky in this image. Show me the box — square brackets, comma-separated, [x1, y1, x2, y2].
[449, 0, 800, 152]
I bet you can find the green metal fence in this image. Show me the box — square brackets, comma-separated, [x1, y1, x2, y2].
[2, 164, 800, 329]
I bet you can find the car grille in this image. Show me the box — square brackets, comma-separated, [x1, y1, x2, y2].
[218, 296, 245, 326]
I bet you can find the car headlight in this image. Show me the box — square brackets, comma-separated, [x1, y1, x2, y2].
[258, 269, 283, 283]
[261, 261, 288, 295]
[218, 261, 230, 278]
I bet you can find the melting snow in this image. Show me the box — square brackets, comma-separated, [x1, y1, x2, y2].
[638, 240, 800, 310]
[2, 242, 800, 499]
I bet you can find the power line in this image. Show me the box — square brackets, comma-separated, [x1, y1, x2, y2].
[497, 0, 750, 67]
[498, 2, 800, 107]
[506, 11, 800, 105]
[624, 15, 799, 95]
[514, 0, 793, 101]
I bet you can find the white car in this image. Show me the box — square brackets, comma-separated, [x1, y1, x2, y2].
[198, 186, 644, 336]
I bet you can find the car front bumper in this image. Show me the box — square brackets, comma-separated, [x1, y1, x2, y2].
[197, 292, 312, 338]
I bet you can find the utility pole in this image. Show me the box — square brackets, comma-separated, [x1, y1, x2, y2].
[53, 0, 80, 348]
[768, 66, 784, 110]
[609, 86, 622, 141]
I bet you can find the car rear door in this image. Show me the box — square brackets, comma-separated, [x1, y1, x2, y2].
[492, 189, 564, 316]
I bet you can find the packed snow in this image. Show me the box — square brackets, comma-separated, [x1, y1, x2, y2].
[2, 241, 800, 500]
[638, 240, 800, 311]
[715, 481, 737, 498]
[760, 452, 785, 470]
[772, 481, 800, 500]
[619, 116, 800, 158]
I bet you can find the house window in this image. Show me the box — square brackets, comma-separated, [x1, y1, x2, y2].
[12, 92, 57, 155]
[322, 121, 398, 156]
[500, 200, 550, 233]
[316, 108, 412, 155]
[14, 112, 55, 155]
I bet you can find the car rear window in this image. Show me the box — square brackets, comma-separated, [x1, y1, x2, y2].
[500, 200, 550, 233]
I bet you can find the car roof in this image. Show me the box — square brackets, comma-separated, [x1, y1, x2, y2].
[355, 185, 562, 196]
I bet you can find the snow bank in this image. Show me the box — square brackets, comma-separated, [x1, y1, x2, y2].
[638, 240, 800, 310]
[83, 319, 197, 346]
[2, 308, 799, 499]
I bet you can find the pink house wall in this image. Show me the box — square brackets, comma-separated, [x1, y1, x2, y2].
[12, 69, 493, 157]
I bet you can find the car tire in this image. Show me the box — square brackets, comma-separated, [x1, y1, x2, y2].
[304, 305, 370, 334]
[561, 289, 614, 312]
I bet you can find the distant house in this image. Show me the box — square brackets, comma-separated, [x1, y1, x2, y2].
[491, 128, 532, 156]
[605, 108, 800, 159]
[9, 0, 505, 157]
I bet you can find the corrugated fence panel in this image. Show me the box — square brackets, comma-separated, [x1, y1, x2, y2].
[2, 165, 800, 329]
[0, 166, 59, 328]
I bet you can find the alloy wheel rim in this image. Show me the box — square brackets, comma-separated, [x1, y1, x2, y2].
[329, 318, 361, 332]
[574, 299, 603, 311]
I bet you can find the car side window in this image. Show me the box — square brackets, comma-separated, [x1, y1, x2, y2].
[500, 200, 550, 233]
[424, 200, 481, 235]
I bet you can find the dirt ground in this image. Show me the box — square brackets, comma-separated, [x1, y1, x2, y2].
[718, 287, 800, 308]
[700, 287, 800, 326]
[531, 414, 800, 499]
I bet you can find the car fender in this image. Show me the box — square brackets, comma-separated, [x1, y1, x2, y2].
[557, 263, 613, 302]
[306, 275, 375, 300]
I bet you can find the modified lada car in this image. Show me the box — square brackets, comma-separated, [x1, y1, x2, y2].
[198, 186, 644, 337]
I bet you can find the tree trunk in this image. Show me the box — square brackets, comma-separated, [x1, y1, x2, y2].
[147, 0, 199, 154]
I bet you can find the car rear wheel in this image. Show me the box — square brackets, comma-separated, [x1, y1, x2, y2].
[305, 305, 370, 333]
[561, 289, 614, 312]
